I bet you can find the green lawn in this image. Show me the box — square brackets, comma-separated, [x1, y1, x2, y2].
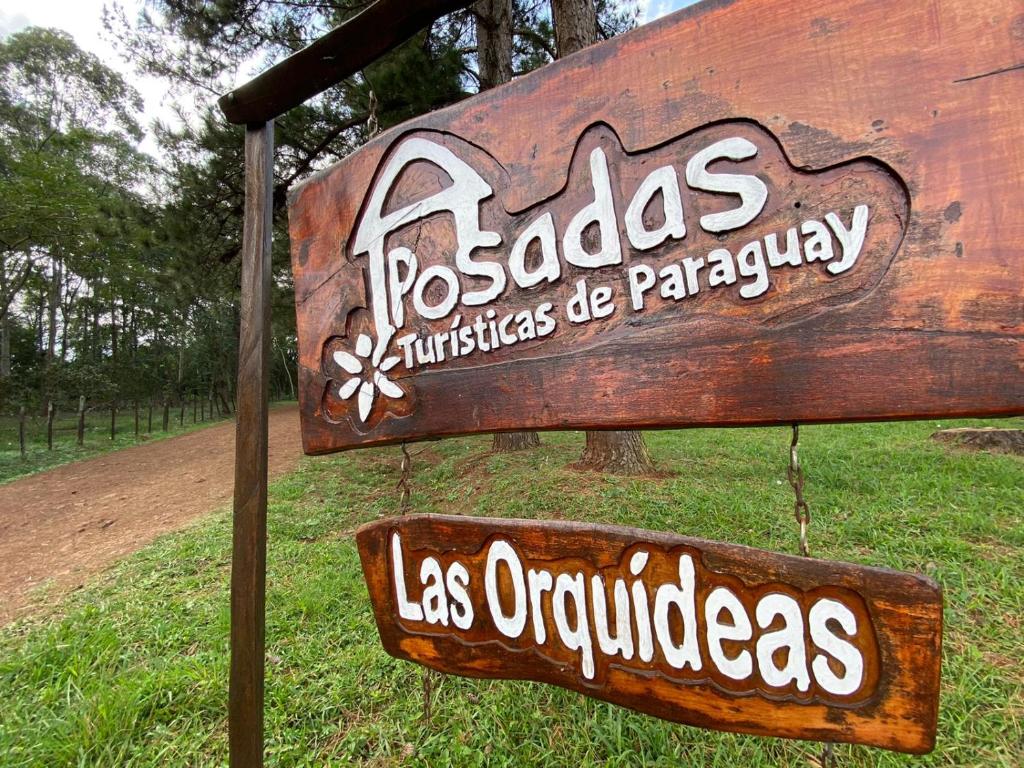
[0, 405, 236, 485]
[0, 419, 1021, 766]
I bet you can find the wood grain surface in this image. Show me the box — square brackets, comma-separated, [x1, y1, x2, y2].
[290, 0, 1024, 453]
[356, 514, 943, 753]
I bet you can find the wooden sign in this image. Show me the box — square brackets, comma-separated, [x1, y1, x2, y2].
[289, 0, 1023, 453]
[357, 515, 942, 753]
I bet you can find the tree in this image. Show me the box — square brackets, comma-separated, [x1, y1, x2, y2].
[0, 27, 149, 405]
[471, 0, 544, 454]
[550, 0, 655, 474]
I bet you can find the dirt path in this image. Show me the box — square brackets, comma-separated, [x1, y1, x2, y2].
[0, 405, 303, 625]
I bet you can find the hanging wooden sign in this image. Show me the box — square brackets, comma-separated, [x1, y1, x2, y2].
[357, 515, 942, 753]
[289, 0, 1023, 453]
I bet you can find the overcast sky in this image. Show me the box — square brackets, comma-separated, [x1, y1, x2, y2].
[0, 0, 698, 156]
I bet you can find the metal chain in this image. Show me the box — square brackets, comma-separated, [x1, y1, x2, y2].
[397, 442, 412, 514]
[367, 89, 379, 138]
[396, 442, 436, 722]
[786, 424, 811, 558]
[787, 425, 835, 767]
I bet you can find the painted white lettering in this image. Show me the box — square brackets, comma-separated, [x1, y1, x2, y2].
[553, 572, 595, 679]
[685, 137, 768, 233]
[534, 302, 556, 336]
[659, 264, 687, 300]
[563, 147, 623, 268]
[809, 598, 864, 696]
[567, 279, 591, 323]
[765, 227, 801, 267]
[705, 586, 754, 681]
[527, 568, 554, 644]
[446, 561, 474, 630]
[386, 247, 417, 328]
[625, 165, 686, 251]
[412, 265, 460, 320]
[707, 248, 738, 288]
[628, 264, 656, 311]
[590, 286, 615, 319]
[682, 256, 704, 295]
[352, 138, 500, 360]
[485, 539, 527, 638]
[420, 556, 449, 626]
[629, 551, 654, 663]
[653, 555, 702, 671]
[509, 212, 561, 288]
[755, 593, 811, 691]
[736, 240, 770, 298]
[391, 532, 424, 622]
[801, 219, 835, 263]
[591, 575, 634, 660]
[825, 205, 869, 275]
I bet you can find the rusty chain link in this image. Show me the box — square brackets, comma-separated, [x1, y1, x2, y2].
[395, 442, 436, 721]
[787, 424, 811, 558]
[787, 425, 836, 767]
[397, 442, 412, 514]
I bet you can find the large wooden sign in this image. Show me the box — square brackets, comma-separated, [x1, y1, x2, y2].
[289, 0, 1023, 453]
[357, 515, 942, 753]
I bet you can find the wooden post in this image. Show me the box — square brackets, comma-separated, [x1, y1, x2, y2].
[110, 400, 117, 441]
[179, 398, 185, 427]
[162, 399, 170, 431]
[193, 394, 197, 424]
[134, 401, 140, 437]
[18, 405, 26, 458]
[147, 400, 153, 433]
[230, 120, 273, 768]
[46, 401, 54, 451]
[77, 396, 85, 446]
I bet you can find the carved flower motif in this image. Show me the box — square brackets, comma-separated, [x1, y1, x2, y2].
[332, 332, 403, 422]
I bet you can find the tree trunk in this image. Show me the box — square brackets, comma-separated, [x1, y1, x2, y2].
[492, 432, 542, 452]
[0, 312, 10, 380]
[550, 0, 598, 60]
[474, 0, 514, 89]
[46, 257, 60, 366]
[551, 0, 654, 475]
[576, 430, 655, 474]
[278, 343, 295, 400]
[19, 405, 26, 458]
[77, 395, 86, 446]
[476, 0, 542, 454]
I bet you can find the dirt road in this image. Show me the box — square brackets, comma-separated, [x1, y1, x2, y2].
[0, 405, 303, 625]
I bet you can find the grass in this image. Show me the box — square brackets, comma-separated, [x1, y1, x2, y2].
[0, 418, 1021, 766]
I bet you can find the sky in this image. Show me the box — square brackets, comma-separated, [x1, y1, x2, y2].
[0, 0, 700, 157]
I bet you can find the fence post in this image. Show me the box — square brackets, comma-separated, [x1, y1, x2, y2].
[18, 405, 26, 458]
[77, 396, 86, 446]
[110, 399, 117, 441]
[134, 401, 140, 437]
[46, 401, 54, 451]
[162, 399, 170, 431]
[179, 398, 185, 427]
[148, 400, 153, 433]
[193, 394, 198, 424]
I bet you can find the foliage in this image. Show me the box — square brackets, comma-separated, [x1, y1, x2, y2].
[0, 419, 1021, 765]
[0, 401, 238, 485]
